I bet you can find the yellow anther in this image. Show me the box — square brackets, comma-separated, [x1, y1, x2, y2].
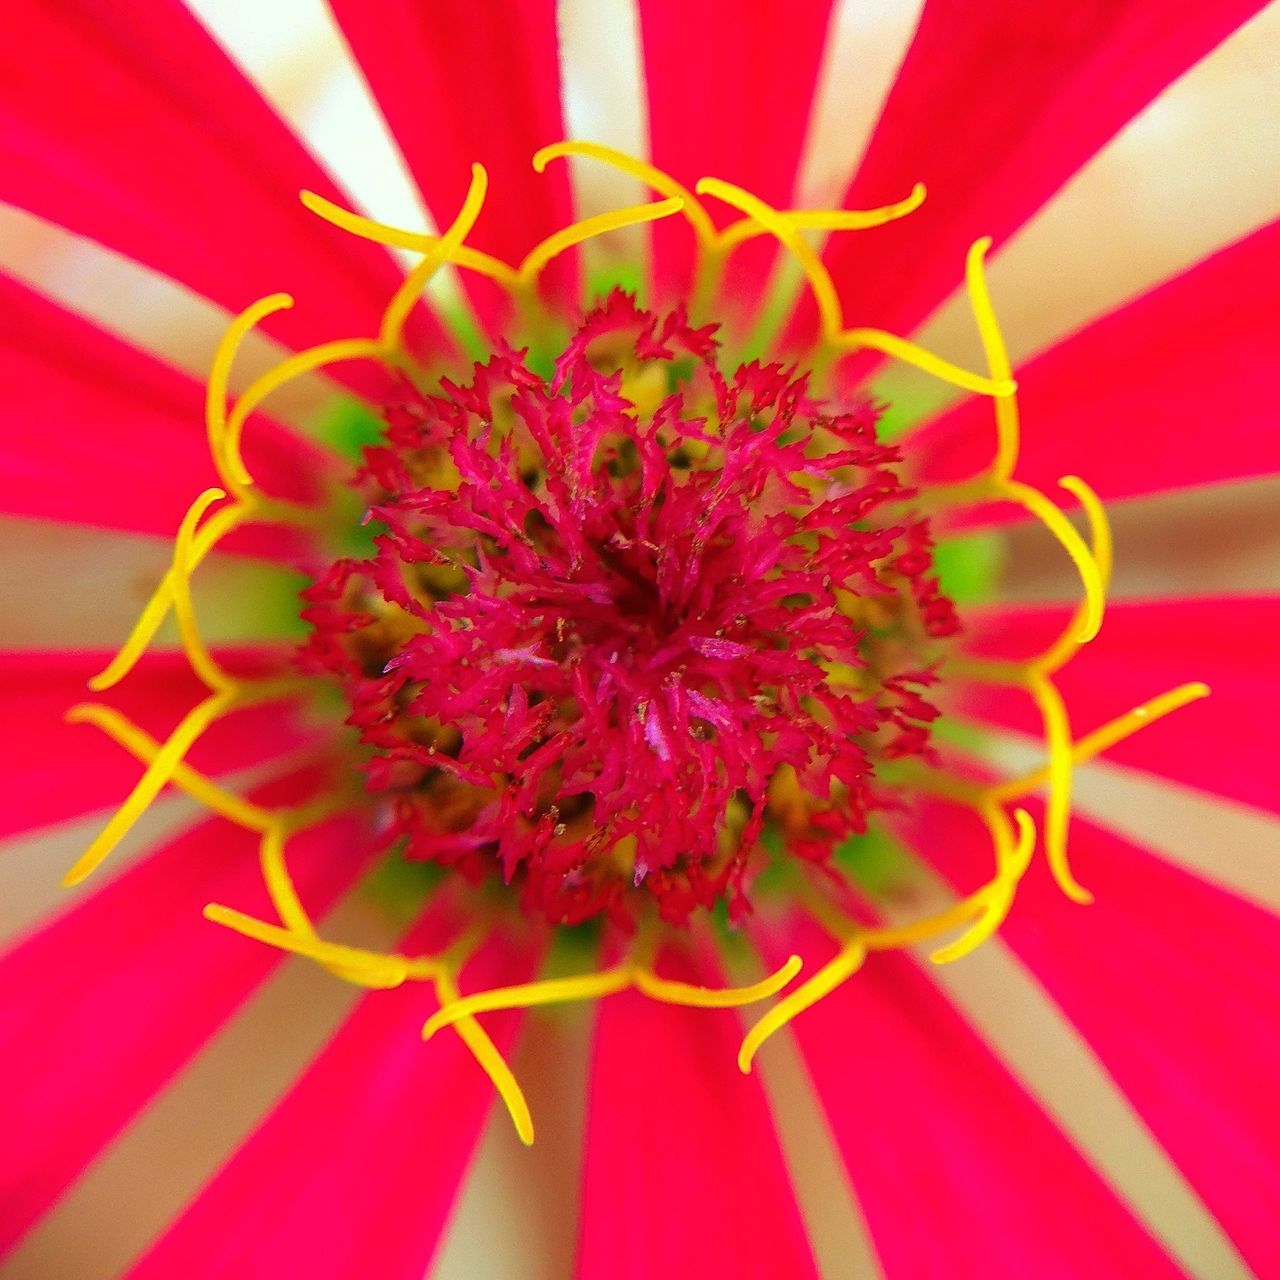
[422, 966, 634, 1042]
[535, 140, 718, 248]
[434, 970, 534, 1145]
[88, 501, 245, 692]
[64, 703, 276, 830]
[989, 683, 1213, 802]
[1001, 479, 1106, 644]
[716, 182, 928, 251]
[832, 327, 1015, 398]
[517, 197, 685, 287]
[64, 689, 238, 885]
[738, 941, 866, 1073]
[382, 163, 490, 349]
[301, 190, 436, 253]
[171, 487, 234, 692]
[203, 903, 433, 988]
[964, 238, 1022, 481]
[635, 952, 803, 1008]
[208, 294, 294, 491]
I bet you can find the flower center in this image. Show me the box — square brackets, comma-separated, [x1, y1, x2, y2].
[302, 294, 958, 926]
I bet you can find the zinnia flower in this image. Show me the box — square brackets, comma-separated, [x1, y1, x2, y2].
[2, 2, 1276, 1277]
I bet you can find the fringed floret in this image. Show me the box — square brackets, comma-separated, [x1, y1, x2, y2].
[301, 294, 959, 926]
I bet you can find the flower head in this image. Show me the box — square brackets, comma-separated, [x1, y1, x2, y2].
[1, 4, 1276, 1278]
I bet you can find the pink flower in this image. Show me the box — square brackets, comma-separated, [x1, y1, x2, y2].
[1, 3, 1276, 1278]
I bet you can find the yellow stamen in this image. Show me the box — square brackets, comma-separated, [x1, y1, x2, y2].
[965, 238, 1021, 482]
[635, 952, 803, 1008]
[716, 182, 928, 251]
[989, 682, 1213, 802]
[64, 703, 276, 831]
[170, 487, 234, 692]
[739, 941, 866, 1072]
[63, 689, 237, 885]
[516, 198, 685, 287]
[203, 903, 432, 988]
[434, 970, 534, 1145]
[695, 179, 1012, 398]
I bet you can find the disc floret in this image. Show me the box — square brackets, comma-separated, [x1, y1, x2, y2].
[302, 293, 959, 927]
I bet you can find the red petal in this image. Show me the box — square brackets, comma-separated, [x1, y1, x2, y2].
[0, 273, 329, 540]
[128, 911, 538, 1280]
[577, 947, 818, 1279]
[330, 0, 574, 322]
[901, 798, 1280, 1278]
[0, 1, 447, 373]
[788, 0, 1269, 356]
[639, 0, 836, 301]
[954, 597, 1280, 813]
[758, 917, 1184, 1279]
[0, 649, 314, 841]
[0, 790, 370, 1255]
[910, 219, 1280, 514]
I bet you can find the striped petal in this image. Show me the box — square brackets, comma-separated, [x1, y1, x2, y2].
[791, 0, 1268, 354]
[758, 918, 1183, 1279]
[0, 789, 370, 1255]
[902, 798, 1280, 1278]
[0, 1, 446, 366]
[953, 598, 1279, 813]
[577, 947, 818, 1279]
[639, 0, 836, 299]
[330, 0, 574, 318]
[128, 912, 537, 1280]
[0, 272, 328, 539]
[909, 219, 1280, 513]
[0, 650, 312, 841]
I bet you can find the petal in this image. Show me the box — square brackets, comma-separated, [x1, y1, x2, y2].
[0, 1, 446, 368]
[908, 219, 1280, 512]
[901, 798, 1280, 1278]
[127, 912, 538, 1280]
[953, 597, 1280, 813]
[0, 787, 370, 1254]
[757, 918, 1183, 1279]
[0, 649, 314, 841]
[330, 0, 574, 318]
[790, 0, 1269, 354]
[576, 947, 818, 1280]
[0, 272, 330, 538]
[639, 0, 836, 299]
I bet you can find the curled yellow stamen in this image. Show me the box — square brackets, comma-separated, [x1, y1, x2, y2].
[716, 183, 928, 251]
[516, 198, 685, 287]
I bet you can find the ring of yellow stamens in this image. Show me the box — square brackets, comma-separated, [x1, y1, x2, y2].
[68, 141, 1208, 1144]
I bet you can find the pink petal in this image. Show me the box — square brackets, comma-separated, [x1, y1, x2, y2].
[639, 0, 836, 301]
[900, 798, 1280, 1278]
[0, 272, 329, 544]
[0, 784, 371, 1255]
[758, 917, 1183, 1279]
[788, 0, 1268, 358]
[909, 219, 1280, 514]
[330, 0, 574, 322]
[128, 912, 539, 1280]
[0, 1, 447, 371]
[577, 946, 818, 1280]
[953, 597, 1279, 813]
[0, 649, 315, 840]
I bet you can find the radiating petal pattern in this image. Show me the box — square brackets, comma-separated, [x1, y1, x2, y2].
[0, 0, 445, 365]
[128, 913, 537, 1280]
[758, 919, 1184, 1279]
[0, 271, 328, 538]
[909, 218, 1280, 512]
[954, 598, 1280, 813]
[0, 650, 312, 841]
[901, 798, 1280, 1278]
[0, 791, 370, 1254]
[790, 0, 1269, 355]
[577, 948, 818, 1279]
